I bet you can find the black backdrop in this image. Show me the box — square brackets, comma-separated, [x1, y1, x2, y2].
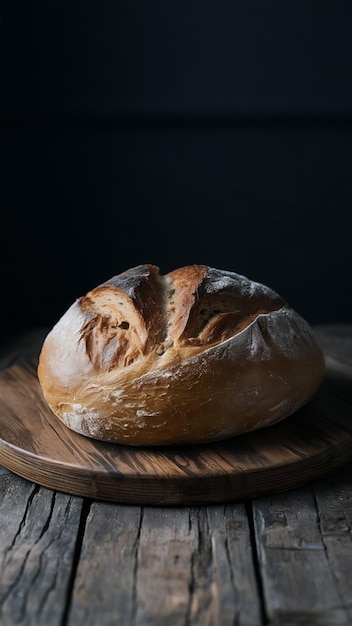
[2, 1, 352, 339]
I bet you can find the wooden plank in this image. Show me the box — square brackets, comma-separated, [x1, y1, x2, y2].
[313, 465, 352, 621]
[134, 507, 198, 626]
[68, 504, 262, 626]
[197, 505, 262, 626]
[67, 502, 144, 626]
[0, 467, 83, 626]
[252, 486, 351, 625]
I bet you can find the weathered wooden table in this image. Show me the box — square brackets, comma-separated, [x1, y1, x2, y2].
[0, 325, 351, 626]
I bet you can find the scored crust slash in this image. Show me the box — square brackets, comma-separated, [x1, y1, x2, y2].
[37, 264, 325, 446]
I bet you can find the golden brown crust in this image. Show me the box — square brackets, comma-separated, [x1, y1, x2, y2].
[37, 265, 325, 446]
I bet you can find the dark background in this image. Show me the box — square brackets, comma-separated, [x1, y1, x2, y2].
[2, 0, 352, 340]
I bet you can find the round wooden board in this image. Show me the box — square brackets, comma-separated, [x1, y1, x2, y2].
[0, 359, 352, 505]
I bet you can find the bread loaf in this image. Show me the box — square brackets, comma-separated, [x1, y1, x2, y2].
[37, 264, 325, 446]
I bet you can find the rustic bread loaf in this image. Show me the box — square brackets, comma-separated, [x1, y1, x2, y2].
[37, 264, 325, 446]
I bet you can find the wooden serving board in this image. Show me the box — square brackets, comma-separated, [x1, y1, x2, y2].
[0, 358, 352, 505]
